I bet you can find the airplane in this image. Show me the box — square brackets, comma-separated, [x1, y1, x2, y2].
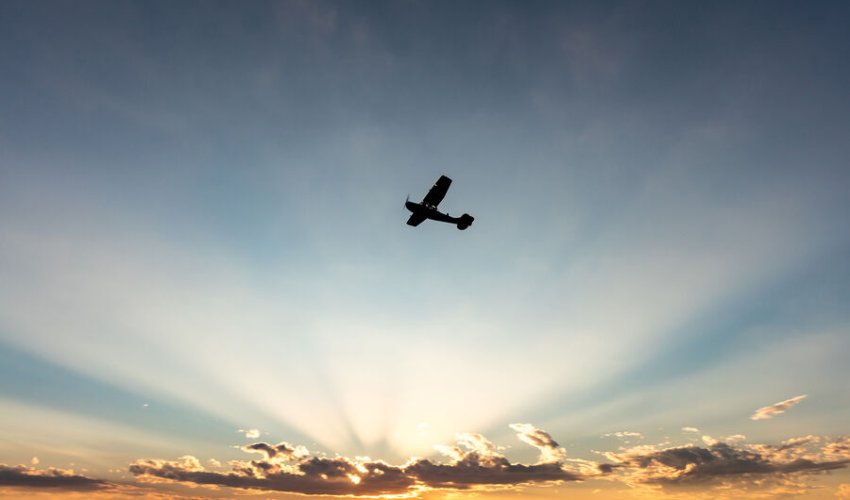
[405, 175, 474, 230]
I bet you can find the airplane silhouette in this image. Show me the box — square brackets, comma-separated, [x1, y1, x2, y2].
[405, 175, 474, 230]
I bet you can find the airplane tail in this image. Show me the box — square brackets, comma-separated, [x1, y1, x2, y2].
[456, 213, 474, 230]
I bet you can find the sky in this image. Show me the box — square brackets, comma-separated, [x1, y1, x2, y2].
[1, 1, 849, 498]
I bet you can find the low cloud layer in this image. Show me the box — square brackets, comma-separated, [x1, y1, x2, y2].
[6, 425, 848, 497]
[750, 395, 807, 421]
[127, 424, 850, 497]
[130, 424, 584, 496]
[131, 454, 414, 496]
[0, 464, 112, 491]
[603, 434, 850, 487]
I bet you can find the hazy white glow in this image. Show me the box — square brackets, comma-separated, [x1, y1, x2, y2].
[0, 173, 836, 459]
[0, 399, 186, 469]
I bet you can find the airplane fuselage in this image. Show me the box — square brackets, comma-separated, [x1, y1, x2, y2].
[405, 201, 473, 229]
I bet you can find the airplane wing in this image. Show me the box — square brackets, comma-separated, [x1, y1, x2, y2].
[406, 213, 428, 226]
[421, 175, 452, 207]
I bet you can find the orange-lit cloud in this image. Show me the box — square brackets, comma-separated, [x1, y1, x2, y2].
[602, 435, 850, 487]
[509, 423, 568, 463]
[131, 454, 414, 496]
[750, 395, 807, 421]
[6, 427, 850, 498]
[130, 425, 589, 496]
[127, 423, 850, 498]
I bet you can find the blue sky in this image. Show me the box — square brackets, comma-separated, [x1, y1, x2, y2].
[1, 1, 849, 498]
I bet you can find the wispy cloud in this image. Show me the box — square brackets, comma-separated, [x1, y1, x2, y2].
[750, 395, 807, 421]
[0, 464, 112, 491]
[603, 431, 643, 439]
[699, 435, 748, 447]
[238, 428, 261, 439]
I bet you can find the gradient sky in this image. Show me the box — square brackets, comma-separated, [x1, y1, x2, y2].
[1, 1, 850, 498]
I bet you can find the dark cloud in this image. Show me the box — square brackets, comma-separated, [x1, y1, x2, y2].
[0, 464, 112, 491]
[242, 442, 307, 461]
[130, 425, 588, 496]
[130, 455, 413, 496]
[605, 439, 850, 486]
[408, 427, 581, 488]
[129, 428, 850, 497]
[405, 459, 579, 489]
[596, 463, 622, 474]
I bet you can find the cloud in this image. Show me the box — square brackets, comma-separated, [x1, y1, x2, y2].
[131, 453, 399, 496]
[414, 428, 582, 488]
[0, 464, 112, 491]
[603, 431, 643, 439]
[242, 441, 310, 461]
[824, 437, 850, 461]
[50, 423, 850, 498]
[405, 459, 578, 490]
[133, 454, 414, 497]
[701, 435, 718, 446]
[751, 395, 807, 421]
[682, 427, 700, 433]
[238, 428, 260, 439]
[130, 425, 587, 496]
[602, 436, 850, 487]
[509, 423, 568, 463]
[700, 435, 748, 447]
[128, 422, 850, 497]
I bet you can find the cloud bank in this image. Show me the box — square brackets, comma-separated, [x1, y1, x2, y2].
[602, 434, 850, 488]
[127, 424, 850, 497]
[0, 464, 112, 491]
[6, 425, 847, 497]
[130, 424, 585, 496]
